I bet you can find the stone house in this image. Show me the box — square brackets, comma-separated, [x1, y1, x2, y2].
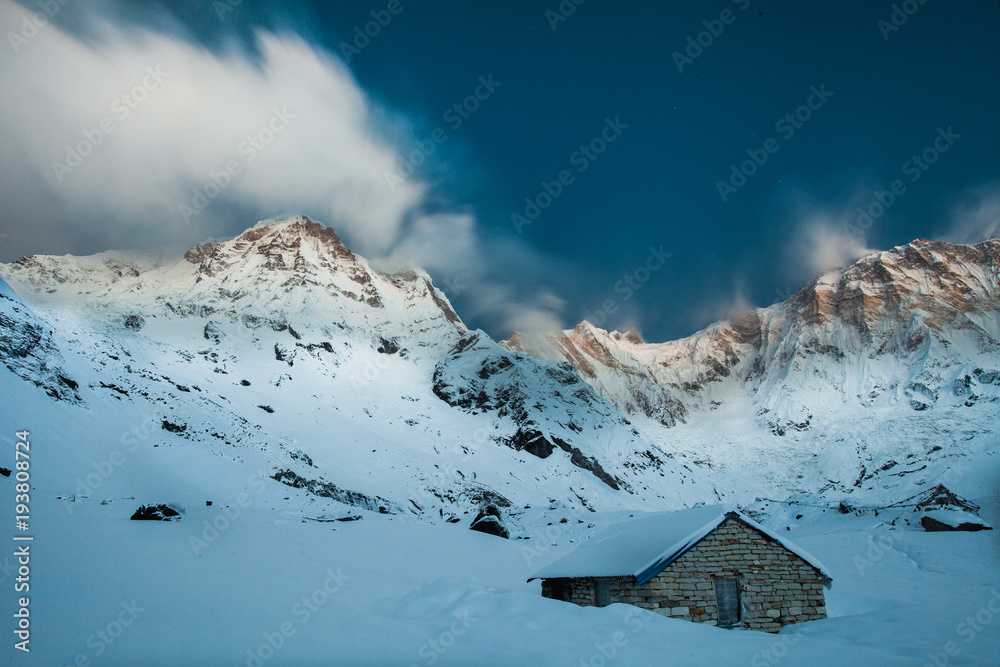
[529, 505, 831, 632]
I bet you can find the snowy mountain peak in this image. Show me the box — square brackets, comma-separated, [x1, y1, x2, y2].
[186, 215, 356, 270]
[245, 213, 356, 258]
[185, 214, 365, 286]
[2, 215, 468, 349]
[511, 237, 999, 409]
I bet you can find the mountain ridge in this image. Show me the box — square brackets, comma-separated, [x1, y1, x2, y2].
[503, 237, 1000, 427]
[0, 218, 996, 523]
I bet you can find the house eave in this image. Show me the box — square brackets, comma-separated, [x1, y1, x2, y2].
[527, 574, 635, 584]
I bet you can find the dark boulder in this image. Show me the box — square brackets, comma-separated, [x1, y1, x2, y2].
[920, 515, 992, 532]
[161, 420, 186, 433]
[470, 506, 509, 539]
[124, 314, 145, 331]
[204, 321, 224, 343]
[130, 504, 183, 521]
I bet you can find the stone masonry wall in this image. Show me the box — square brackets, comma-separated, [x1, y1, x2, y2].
[546, 519, 827, 632]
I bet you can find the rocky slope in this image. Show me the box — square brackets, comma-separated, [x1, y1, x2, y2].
[0, 279, 80, 403]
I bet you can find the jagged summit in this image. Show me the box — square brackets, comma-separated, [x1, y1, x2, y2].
[185, 214, 360, 280]
[251, 213, 314, 230]
[246, 214, 354, 254]
[618, 328, 646, 345]
[185, 215, 354, 265]
[792, 237, 999, 331]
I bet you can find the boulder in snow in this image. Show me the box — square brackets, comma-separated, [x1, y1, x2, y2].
[920, 510, 991, 532]
[130, 504, 184, 521]
[470, 506, 509, 539]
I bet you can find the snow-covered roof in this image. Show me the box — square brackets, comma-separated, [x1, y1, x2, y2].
[528, 505, 832, 586]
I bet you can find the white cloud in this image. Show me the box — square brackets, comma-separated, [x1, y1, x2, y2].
[799, 214, 876, 275]
[467, 283, 565, 338]
[374, 212, 478, 275]
[781, 205, 877, 283]
[688, 280, 755, 330]
[0, 0, 427, 260]
[937, 185, 1000, 245]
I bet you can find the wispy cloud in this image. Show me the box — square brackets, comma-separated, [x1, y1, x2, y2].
[936, 184, 1000, 245]
[794, 213, 876, 275]
[461, 278, 565, 339]
[686, 278, 755, 331]
[0, 0, 449, 266]
[780, 192, 879, 283]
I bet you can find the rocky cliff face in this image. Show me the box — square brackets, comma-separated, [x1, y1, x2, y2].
[0, 279, 80, 403]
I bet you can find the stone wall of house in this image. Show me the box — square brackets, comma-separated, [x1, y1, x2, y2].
[545, 519, 827, 632]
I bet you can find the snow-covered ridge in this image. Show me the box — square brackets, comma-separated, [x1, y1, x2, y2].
[505, 238, 999, 424]
[3, 215, 467, 357]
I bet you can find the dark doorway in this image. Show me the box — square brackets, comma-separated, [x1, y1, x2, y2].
[714, 577, 741, 627]
[594, 580, 610, 607]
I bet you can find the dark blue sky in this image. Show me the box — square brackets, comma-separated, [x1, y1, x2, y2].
[6, 0, 1000, 341]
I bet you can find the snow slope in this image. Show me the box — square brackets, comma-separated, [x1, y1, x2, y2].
[0, 276, 80, 403]
[2, 485, 997, 665]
